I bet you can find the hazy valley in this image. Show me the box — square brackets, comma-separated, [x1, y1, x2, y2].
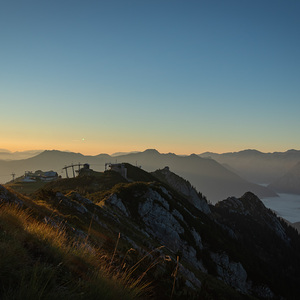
[199, 149, 300, 186]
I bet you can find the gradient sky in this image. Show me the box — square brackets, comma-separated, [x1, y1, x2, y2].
[1, 0, 299, 155]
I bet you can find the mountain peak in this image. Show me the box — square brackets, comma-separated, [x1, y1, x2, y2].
[143, 149, 160, 154]
[37, 150, 85, 157]
[216, 192, 266, 215]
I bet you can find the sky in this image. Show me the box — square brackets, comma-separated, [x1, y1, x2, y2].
[1, 0, 299, 155]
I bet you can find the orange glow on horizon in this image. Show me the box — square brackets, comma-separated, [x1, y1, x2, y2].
[1, 141, 294, 157]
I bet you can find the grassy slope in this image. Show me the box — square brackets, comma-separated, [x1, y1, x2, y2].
[0, 187, 149, 300]
[6, 180, 48, 195]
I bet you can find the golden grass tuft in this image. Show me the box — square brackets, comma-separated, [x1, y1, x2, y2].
[0, 203, 152, 299]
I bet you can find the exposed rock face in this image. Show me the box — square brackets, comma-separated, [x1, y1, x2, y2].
[179, 264, 202, 289]
[107, 194, 129, 217]
[252, 285, 274, 299]
[138, 189, 184, 252]
[210, 252, 248, 293]
[0, 184, 23, 206]
[105, 184, 206, 276]
[55, 192, 89, 214]
[102, 183, 300, 298]
[68, 192, 94, 206]
[152, 167, 211, 214]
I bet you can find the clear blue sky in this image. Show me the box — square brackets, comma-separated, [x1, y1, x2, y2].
[1, 0, 299, 155]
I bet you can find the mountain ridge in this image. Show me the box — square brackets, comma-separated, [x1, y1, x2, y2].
[0, 149, 277, 203]
[199, 149, 300, 184]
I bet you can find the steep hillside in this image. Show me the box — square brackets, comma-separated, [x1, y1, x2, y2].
[151, 166, 210, 214]
[213, 192, 300, 298]
[1, 165, 300, 299]
[0, 185, 149, 300]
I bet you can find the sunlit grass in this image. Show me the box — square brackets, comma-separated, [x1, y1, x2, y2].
[0, 203, 151, 299]
[6, 180, 48, 195]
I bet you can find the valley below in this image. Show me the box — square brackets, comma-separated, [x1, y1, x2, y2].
[262, 193, 300, 223]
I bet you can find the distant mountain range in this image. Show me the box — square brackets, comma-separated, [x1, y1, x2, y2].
[0, 149, 43, 161]
[199, 149, 300, 184]
[0, 149, 278, 203]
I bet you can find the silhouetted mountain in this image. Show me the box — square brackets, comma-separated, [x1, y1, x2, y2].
[112, 149, 277, 203]
[268, 161, 300, 194]
[292, 222, 300, 233]
[0, 149, 276, 203]
[0, 150, 111, 184]
[0, 149, 43, 160]
[199, 149, 300, 184]
[213, 192, 300, 298]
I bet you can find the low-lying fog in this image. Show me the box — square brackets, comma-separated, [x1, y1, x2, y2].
[262, 193, 300, 224]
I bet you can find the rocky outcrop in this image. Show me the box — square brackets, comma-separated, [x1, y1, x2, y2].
[107, 194, 130, 217]
[105, 184, 207, 275]
[210, 251, 276, 299]
[152, 167, 211, 214]
[55, 192, 90, 214]
[0, 184, 23, 206]
[102, 182, 300, 298]
[138, 189, 185, 252]
[210, 252, 248, 293]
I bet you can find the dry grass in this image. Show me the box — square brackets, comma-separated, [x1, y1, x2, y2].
[171, 256, 180, 299]
[0, 203, 152, 299]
